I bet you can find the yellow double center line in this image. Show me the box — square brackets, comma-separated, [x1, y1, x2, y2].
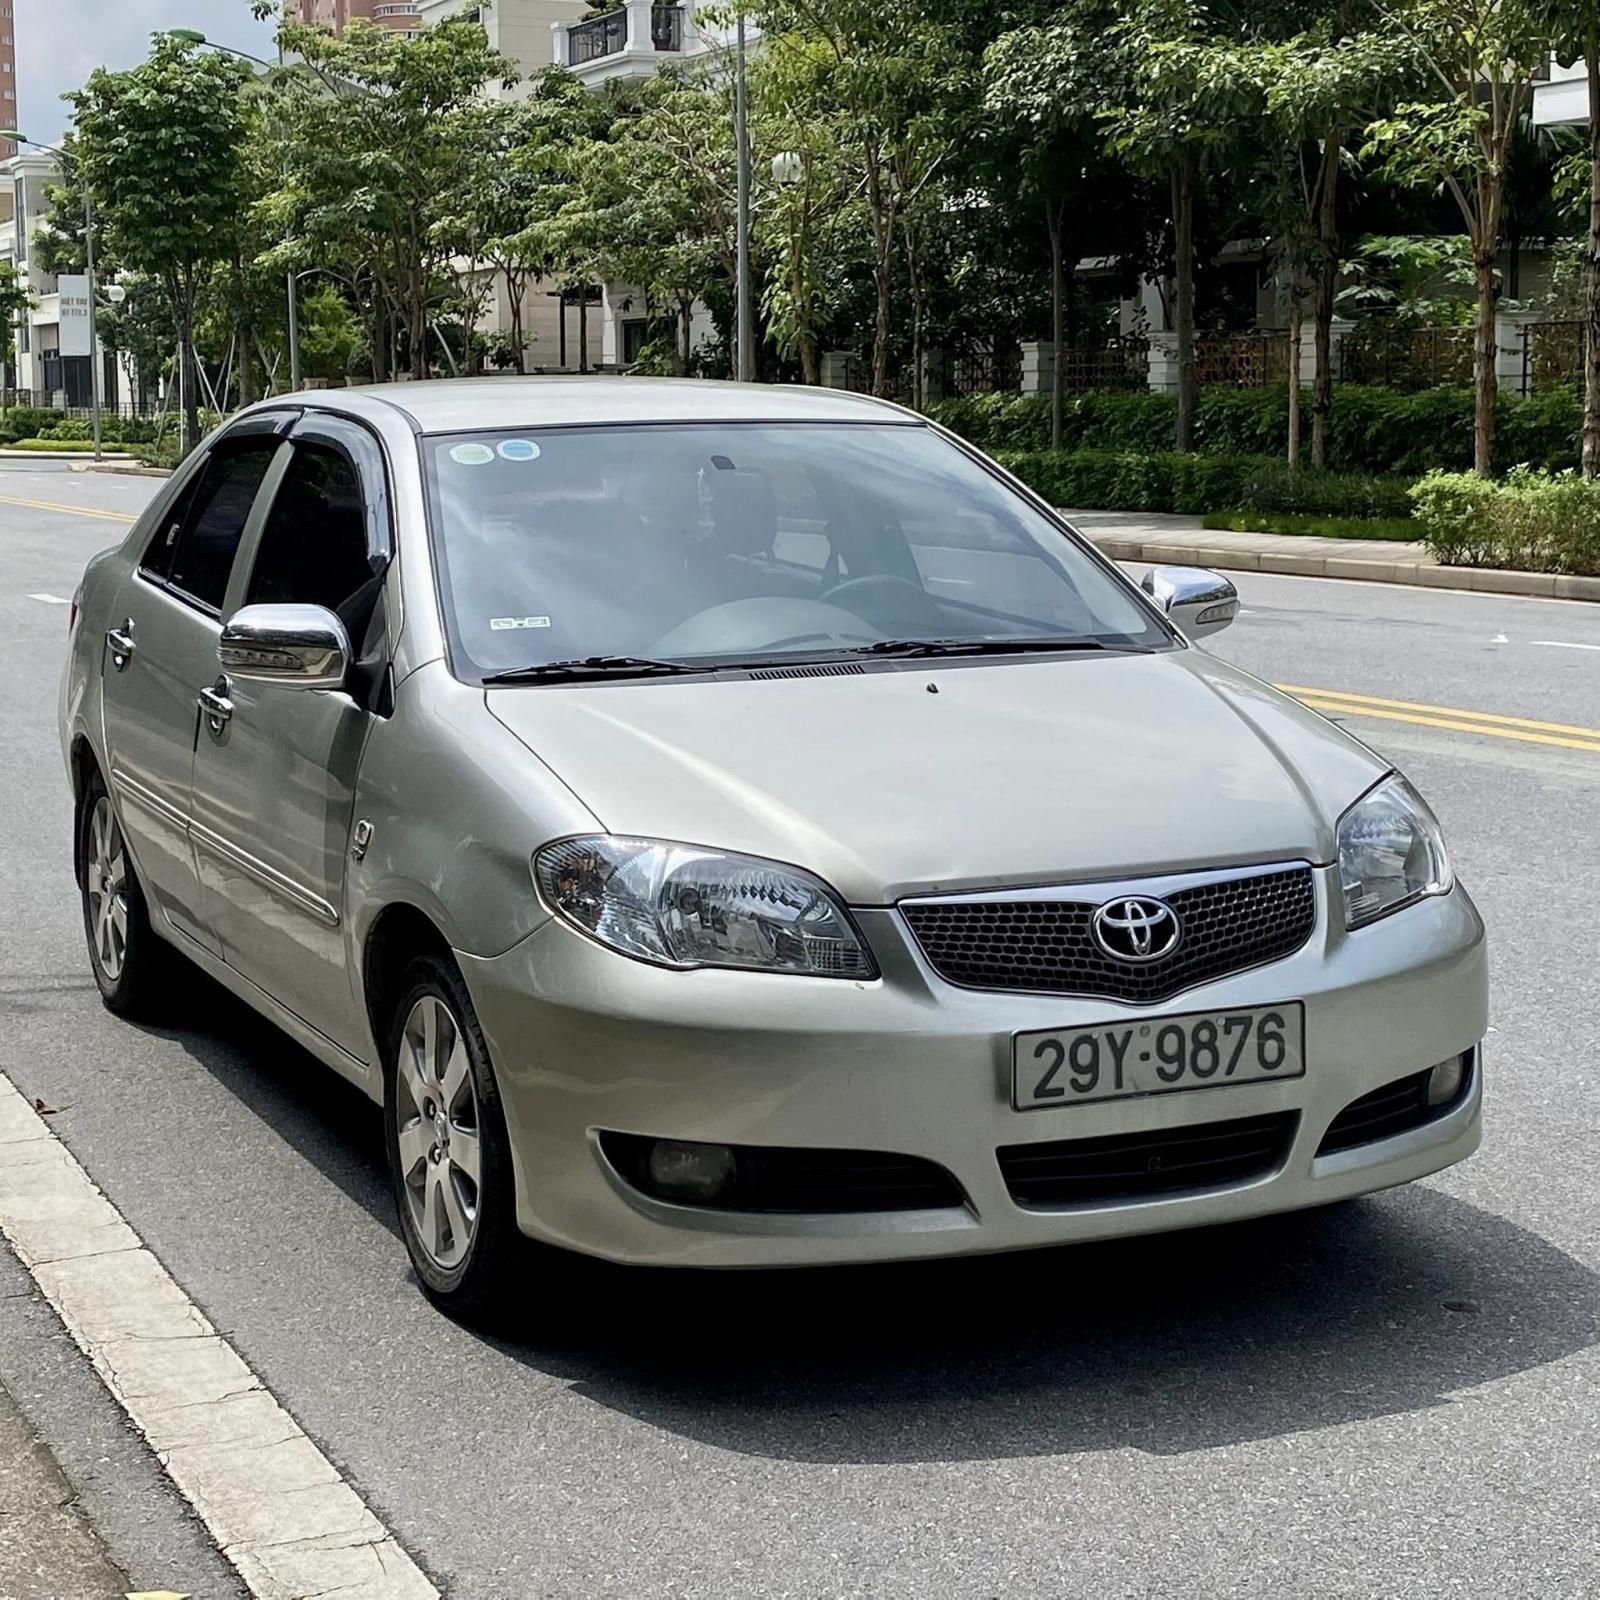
[0, 494, 137, 526]
[1280, 685, 1600, 756]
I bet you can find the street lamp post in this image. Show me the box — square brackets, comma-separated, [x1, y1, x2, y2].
[0, 130, 103, 460]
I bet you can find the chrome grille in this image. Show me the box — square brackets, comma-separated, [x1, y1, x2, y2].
[902, 865, 1316, 1004]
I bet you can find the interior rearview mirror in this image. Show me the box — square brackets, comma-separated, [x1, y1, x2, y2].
[1141, 566, 1239, 640]
[219, 603, 351, 690]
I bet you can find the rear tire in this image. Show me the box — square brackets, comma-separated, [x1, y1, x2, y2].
[79, 776, 169, 1018]
[384, 953, 530, 1321]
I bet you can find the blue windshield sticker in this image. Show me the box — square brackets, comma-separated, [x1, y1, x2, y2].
[498, 439, 541, 462]
[449, 442, 495, 466]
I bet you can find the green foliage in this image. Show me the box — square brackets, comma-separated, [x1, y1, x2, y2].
[6, 437, 136, 454]
[0, 262, 35, 371]
[1411, 466, 1600, 572]
[2, 407, 65, 440]
[1201, 510, 1419, 540]
[931, 384, 1587, 475]
[994, 447, 1414, 518]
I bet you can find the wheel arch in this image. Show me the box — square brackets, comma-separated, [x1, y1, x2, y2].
[362, 901, 457, 1070]
[69, 735, 105, 889]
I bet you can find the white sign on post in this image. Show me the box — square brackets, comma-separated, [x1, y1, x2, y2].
[57, 275, 93, 358]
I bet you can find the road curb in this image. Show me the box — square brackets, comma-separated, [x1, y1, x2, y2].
[0, 450, 137, 462]
[1087, 535, 1600, 603]
[69, 462, 172, 478]
[0, 1074, 438, 1600]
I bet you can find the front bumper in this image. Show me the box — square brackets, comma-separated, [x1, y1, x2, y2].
[460, 867, 1486, 1268]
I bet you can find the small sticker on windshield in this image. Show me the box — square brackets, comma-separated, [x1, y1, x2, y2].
[449, 442, 495, 466]
[490, 616, 551, 630]
[498, 439, 540, 461]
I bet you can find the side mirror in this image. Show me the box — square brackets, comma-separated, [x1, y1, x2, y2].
[1141, 565, 1239, 639]
[219, 603, 351, 690]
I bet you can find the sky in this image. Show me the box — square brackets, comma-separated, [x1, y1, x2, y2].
[13, 0, 277, 146]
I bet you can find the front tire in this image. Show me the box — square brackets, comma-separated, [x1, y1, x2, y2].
[79, 777, 168, 1017]
[384, 954, 526, 1319]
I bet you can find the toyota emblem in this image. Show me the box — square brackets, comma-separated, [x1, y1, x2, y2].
[1092, 896, 1181, 962]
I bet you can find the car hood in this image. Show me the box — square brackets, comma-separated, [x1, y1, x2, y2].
[486, 651, 1387, 905]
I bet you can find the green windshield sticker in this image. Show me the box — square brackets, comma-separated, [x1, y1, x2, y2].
[449, 442, 495, 466]
[498, 439, 541, 462]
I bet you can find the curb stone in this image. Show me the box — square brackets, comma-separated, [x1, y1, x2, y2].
[1084, 533, 1600, 603]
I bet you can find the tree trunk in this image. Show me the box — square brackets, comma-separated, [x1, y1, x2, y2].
[1311, 128, 1341, 470]
[176, 271, 200, 455]
[1048, 198, 1065, 452]
[865, 151, 895, 399]
[1286, 289, 1302, 468]
[1584, 29, 1600, 480]
[410, 273, 428, 381]
[904, 222, 925, 411]
[509, 272, 527, 375]
[799, 331, 820, 386]
[579, 291, 589, 375]
[1173, 155, 1196, 453]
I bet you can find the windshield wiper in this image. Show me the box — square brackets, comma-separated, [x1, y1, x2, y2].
[842, 636, 1148, 660]
[482, 655, 715, 685]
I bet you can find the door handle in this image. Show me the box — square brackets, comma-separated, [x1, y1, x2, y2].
[198, 677, 233, 738]
[106, 619, 136, 671]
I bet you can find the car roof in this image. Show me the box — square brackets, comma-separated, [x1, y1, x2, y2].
[307, 377, 919, 434]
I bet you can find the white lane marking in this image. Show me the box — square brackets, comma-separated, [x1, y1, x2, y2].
[28, 592, 71, 605]
[1491, 634, 1509, 644]
[1532, 639, 1600, 652]
[0, 1073, 437, 1600]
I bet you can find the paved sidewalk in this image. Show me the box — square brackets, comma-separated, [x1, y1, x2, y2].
[1066, 509, 1600, 601]
[0, 1380, 129, 1600]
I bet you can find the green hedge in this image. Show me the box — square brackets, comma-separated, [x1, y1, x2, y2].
[995, 448, 1414, 520]
[0, 406, 65, 441]
[931, 385, 1584, 478]
[4, 437, 135, 454]
[1410, 468, 1600, 574]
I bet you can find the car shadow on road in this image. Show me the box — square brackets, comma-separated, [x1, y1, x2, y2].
[497, 1185, 1600, 1465]
[154, 975, 1600, 1468]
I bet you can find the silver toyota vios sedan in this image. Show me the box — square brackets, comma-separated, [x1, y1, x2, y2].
[60, 379, 1485, 1316]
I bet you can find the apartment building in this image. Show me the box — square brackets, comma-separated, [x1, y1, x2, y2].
[0, 150, 124, 408]
[1, 1, 17, 161]
[298, 0, 422, 34]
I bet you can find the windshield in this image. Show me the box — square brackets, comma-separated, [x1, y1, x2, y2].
[422, 421, 1170, 679]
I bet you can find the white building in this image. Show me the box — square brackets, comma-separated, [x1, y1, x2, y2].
[0, 150, 127, 411]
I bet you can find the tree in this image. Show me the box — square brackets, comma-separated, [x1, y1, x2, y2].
[66, 36, 252, 449]
[985, 21, 1104, 447]
[1362, 0, 1551, 474]
[267, 13, 517, 379]
[1256, 18, 1414, 465]
[0, 262, 35, 418]
[745, 0, 969, 397]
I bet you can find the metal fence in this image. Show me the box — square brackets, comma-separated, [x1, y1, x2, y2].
[1339, 322, 1474, 390]
[1519, 320, 1585, 396]
[1193, 329, 1293, 388]
[1, 388, 165, 420]
[946, 343, 1022, 399]
[1062, 337, 1149, 392]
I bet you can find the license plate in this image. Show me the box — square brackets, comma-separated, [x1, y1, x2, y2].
[1012, 1003, 1305, 1111]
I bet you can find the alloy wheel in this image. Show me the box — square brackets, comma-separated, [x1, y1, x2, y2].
[396, 994, 482, 1270]
[86, 796, 130, 984]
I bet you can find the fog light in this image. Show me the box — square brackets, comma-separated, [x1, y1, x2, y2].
[645, 1139, 737, 1203]
[1426, 1053, 1467, 1108]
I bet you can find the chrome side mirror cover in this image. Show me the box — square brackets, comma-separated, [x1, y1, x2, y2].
[1141, 566, 1239, 639]
[219, 603, 352, 690]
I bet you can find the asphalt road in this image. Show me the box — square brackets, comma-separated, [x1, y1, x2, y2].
[4, 462, 1600, 1599]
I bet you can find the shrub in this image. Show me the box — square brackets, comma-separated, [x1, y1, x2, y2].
[7, 436, 135, 454]
[39, 417, 93, 441]
[930, 384, 1586, 477]
[993, 448, 1413, 521]
[1201, 511, 1419, 541]
[1410, 467, 1600, 574]
[2, 406, 64, 440]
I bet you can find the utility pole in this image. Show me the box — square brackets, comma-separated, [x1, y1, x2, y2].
[83, 186, 103, 462]
[735, 12, 753, 382]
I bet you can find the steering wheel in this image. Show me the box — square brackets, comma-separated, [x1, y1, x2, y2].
[822, 574, 947, 636]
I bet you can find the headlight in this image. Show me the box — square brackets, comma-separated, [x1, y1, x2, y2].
[533, 836, 877, 977]
[1337, 775, 1453, 929]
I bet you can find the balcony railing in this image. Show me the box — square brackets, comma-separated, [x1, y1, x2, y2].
[568, 8, 627, 64]
[567, 4, 683, 65]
